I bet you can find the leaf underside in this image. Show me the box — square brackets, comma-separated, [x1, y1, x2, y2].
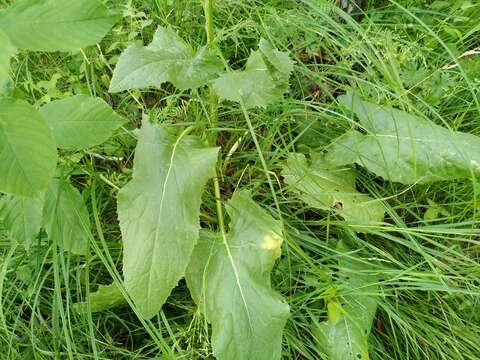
[109, 26, 223, 92]
[0, 194, 43, 249]
[118, 117, 219, 319]
[40, 95, 127, 151]
[313, 245, 379, 360]
[186, 190, 290, 360]
[327, 93, 480, 184]
[282, 153, 384, 226]
[0, 0, 119, 51]
[43, 176, 91, 255]
[0, 98, 57, 197]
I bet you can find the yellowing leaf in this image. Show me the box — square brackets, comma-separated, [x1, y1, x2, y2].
[109, 26, 223, 92]
[213, 39, 293, 108]
[0, 98, 57, 197]
[0, 0, 119, 51]
[313, 245, 379, 360]
[118, 117, 219, 319]
[43, 176, 91, 255]
[327, 93, 480, 184]
[186, 190, 290, 360]
[74, 283, 125, 313]
[282, 153, 384, 226]
[40, 95, 127, 151]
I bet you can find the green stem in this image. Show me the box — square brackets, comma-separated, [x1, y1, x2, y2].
[202, 0, 226, 236]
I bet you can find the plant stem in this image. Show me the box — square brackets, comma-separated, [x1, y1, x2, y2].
[202, 0, 226, 236]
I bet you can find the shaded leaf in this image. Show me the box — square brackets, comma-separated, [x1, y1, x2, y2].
[40, 95, 127, 151]
[0, 0, 119, 51]
[109, 26, 223, 92]
[43, 176, 91, 255]
[282, 153, 384, 225]
[0, 194, 43, 248]
[313, 245, 379, 360]
[0, 31, 15, 92]
[213, 40, 292, 108]
[186, 190, 290, 360]
[118, 118, 219, 319]
[326, 93, 480, 184]
[74, 283, 125, 313]
[0, 98, 57, 197]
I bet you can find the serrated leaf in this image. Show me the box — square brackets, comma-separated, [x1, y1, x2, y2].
[213, 40, 293, 108]
[282, 153, 384, 226]
[258, 38, 294, 77]
[313, 246, 379, 360]
[74, 283, 125, 313]
[109, 26, 223, 92]
[118, 118, 219, 319]
[43, 176, 91, 255]
[0, 0, 119, 52]
[0, 194, 43, 248]
[40, 95, 127, 151]
[326, 93, 480, 184]
[0, 98, 57, 197]
[0, 31, 15, 92]
[186, 190, 290, 360]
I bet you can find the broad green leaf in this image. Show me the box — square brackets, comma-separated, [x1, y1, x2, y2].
[74, 283, 125, 313]
[40, 95, 127, 151]
[258, 38, 294, 79]
[0, 31, 15, 92]
[0, 194, 43, 248]
[326, 93, 480, 184]
[109, 26, 223, 92]
[43, 176, 91, 255]
[186, 190, 290, 360]
[0, 0, 119, 51]
[213, 47, 291, 109]
[282, 153, 384, 225]
[0, 98, 57, 197]
[118, 117, 219, 319]
[313, 245, 379, 360]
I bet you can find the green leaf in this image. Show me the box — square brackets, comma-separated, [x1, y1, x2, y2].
[0, 98, 57, 197]
[40, 95, 127, 151]
[0, 30, 15, 92]
[326, 93, 480, 184]
[186, 190, 290, 360]
[282, 153, 384, 226]
[0, 0, 119, 52]
[118, 117, 219, 319]
[313, 246, 379, 360]
[0, 194, 43, 248]
[109, 26, 223, 92]
[213, 49, 287, 109]
[74, 283, 125, 313]
[258, 38, 294, 79]
[43, 176, 91, 255]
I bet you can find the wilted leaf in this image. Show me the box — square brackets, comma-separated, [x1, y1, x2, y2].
[0, 31, 15, 92]
[118, 117, 219, 319]
[0, 0, 119, 51]
[313, 245, 379, 360]
[74, 283, 125, 313]
[213, 39, 293, 108]
[282, 153, 384, 225]
[109, 26, 223, 92]
[326, 93, 480, 184]
[186, 190, 290, 360]
[0, 98, 57, 197]
[43, 176, 91, 255]
[40, 95, 127, 151]
[0, 194, 43, 248]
